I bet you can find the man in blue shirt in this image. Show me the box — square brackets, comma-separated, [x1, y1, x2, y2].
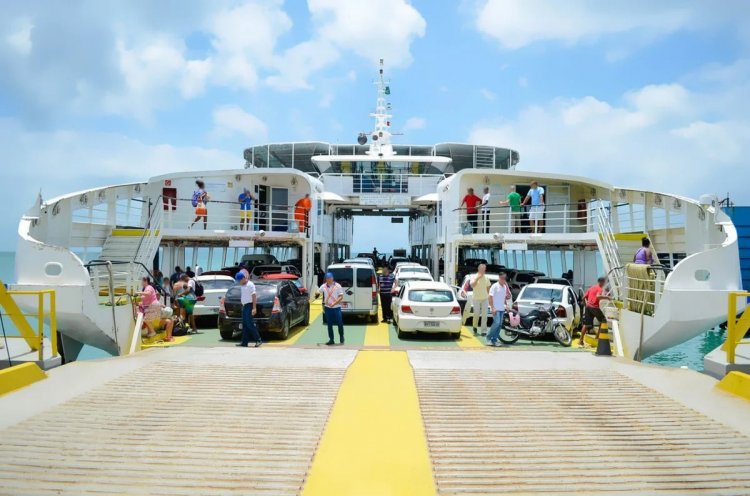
[238, 187, 254, 231]
[521, 180, 545, 234]
[377, 266, 395, 323]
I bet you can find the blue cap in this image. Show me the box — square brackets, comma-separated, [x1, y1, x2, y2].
[235, 272, 246, 281]
[325, 272, 334, 279]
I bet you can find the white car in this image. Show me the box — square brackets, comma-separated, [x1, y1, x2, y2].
[393, 263, 431, 279]
[514, 283, 582, 331]
[390, 272, 434, 296]
[343, 257, 375, 268]
[193, 275, 235, 316]
[392, 281, 462, 339]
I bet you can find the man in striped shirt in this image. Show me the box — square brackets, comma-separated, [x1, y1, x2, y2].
[316, 272, 345, 345]
[378, 266, 395, 323]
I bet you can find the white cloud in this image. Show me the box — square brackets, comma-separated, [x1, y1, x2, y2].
[265, 40, 339, 91]
[403, 116, 426, 131]
[473, 0, 749, 50]
[480, 88, 496, 101]
[468, 60, 750, 203]
[6, 17, 32, 55]
[0, 117, 239, 249]
[309, 0, 426, 67]
[212, 105, 268, 142]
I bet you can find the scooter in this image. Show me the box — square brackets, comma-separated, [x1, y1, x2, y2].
[499, 302, 572, 346]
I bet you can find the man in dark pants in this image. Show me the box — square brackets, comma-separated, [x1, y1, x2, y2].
[461, 187, 482, 234]
[316, 272, 345, 345]
[378, 266, 395, 323]
[235, 272, 262, 348]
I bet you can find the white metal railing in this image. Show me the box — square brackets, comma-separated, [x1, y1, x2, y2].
[161, 198, 309, 234]
[450, 203, 590, 236]
[322, 173, 442, 197]
[609, 265, 667, 317]
[593, 202, 623, 297]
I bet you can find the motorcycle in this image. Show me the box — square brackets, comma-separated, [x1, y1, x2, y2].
[499, 302, 572, 347]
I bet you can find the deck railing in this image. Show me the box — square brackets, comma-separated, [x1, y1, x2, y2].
[0, 286, 58, 362]
[451, 203, 591, 236]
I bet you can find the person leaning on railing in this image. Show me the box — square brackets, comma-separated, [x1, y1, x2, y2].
[498, 185, 522, 233]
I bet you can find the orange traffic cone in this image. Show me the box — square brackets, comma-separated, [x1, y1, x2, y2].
[595, 320, 612, 356]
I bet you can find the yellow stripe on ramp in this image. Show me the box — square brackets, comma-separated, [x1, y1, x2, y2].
[457, 325, 486, 349]
[363, 319, 390, 347]
[302, 351, 436, 495]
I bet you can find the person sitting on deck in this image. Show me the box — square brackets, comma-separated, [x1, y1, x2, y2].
[141, 301, 174, 342]
[174, 274, 197, 333]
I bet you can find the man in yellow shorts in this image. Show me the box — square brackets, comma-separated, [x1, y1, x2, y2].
[238, 187, 254, 231]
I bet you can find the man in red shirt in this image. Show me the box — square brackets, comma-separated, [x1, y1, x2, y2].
[579, 277, 610, 346]
[461, 188, 482, 233]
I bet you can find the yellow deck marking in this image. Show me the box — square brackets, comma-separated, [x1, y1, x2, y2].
[457, 325, 486, 349]
[267, 304, 322, 347]
[302, 351, 436, 495]
[363, 319, 390, 347]
[141, 334, 191, 348]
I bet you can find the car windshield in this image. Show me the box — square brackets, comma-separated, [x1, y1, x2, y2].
[200, 279, 234, 290]
[226, 284, 277, 300]
[520, 287, 563, 302]
[400, 267, 429, 274]
[409, 290, 454, 303]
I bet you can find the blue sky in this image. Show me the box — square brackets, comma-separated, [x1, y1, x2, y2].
[1, 0, 750, 253]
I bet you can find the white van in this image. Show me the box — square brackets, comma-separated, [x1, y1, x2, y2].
[324, 262, 379, 323]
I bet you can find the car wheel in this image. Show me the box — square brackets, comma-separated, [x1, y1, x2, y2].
[281, 315, 291, 340]
[303, 306, 310, 326]
[452, 331, 461, 339]
[369, 313, 378, 324]
[219, 327, 234, 340]
[397, 327, 406, 340]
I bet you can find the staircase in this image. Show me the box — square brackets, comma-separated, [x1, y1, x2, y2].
[91, 207, 163, 298]
[592, 202, 623, 298]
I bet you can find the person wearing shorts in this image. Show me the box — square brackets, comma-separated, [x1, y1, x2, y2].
[579, 277, 610, 346]
[521, 180, 545, 233]
[175, 274, 197, 333]
[238, 187, 254, 231]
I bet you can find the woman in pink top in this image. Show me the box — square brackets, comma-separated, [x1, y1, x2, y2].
[138, 277, 158, 310]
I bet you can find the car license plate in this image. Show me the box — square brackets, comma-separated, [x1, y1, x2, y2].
[341, 302, 350, 309]
[424, 321, 439, 328]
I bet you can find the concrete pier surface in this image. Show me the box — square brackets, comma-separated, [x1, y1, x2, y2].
[1, 347, 750, 495]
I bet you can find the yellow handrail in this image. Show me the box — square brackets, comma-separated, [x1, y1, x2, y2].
[723, 291, 750, 364]
[0, 284, 58, 361]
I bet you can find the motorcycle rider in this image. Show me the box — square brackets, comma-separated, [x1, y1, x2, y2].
[487, 272, 512, 346]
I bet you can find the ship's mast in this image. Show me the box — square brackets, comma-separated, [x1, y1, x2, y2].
[366, 59, 395, 158]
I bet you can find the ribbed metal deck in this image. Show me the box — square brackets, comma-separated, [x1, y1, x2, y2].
[0, 359, 345, 496]
[415, 369, 750, 495]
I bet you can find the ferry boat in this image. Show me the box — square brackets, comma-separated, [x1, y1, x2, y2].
[12, 60, 742, 362]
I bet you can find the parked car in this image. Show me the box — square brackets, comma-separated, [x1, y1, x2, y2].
[391, 272, 434, 295]
[507, 270, 546, 299]
[356, 253, 379, 266]
[392, 281, 462, 339]
[249, 264, 301, 279]
[323, 263, 378, 323]
[261, 273, 308, 294]
[343, 257, 375, 268]
[218, 279, 310, 340]
[193, 275, 235, 317]
[393, 263, 431, 279]
[513, 283, 581, 331]
[240, 254, 280, 267]
[533, 277, 572, 286]
[388, 256, 410, 270]
[456, 258, 489, 280]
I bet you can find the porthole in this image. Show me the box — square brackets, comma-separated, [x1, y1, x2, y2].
[694, 269, 710, 281]
[44, 262, 63, 277]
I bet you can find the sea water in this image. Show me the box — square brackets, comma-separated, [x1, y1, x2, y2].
[0, 251, 726, 370]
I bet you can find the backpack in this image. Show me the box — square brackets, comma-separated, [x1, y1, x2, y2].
[172, 318, 190, 336]
[191, 190, 201, 207]
[193, 279, 204, 297]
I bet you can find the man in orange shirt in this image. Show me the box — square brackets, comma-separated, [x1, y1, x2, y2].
[294, 193, 312, 233]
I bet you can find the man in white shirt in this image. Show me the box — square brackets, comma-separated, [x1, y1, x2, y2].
[236, 272, 262, 347]
[487, 272, 512, 346]
[316, 272, 345, 345]
[481, 187, 491, 234]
